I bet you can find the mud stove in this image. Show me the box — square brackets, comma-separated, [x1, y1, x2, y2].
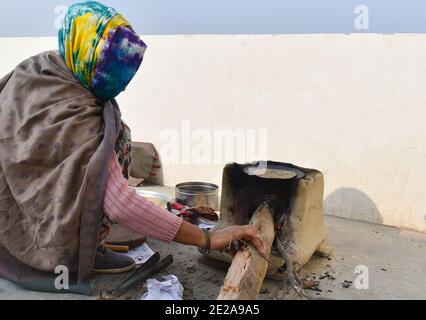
[202, 161, 327, 279]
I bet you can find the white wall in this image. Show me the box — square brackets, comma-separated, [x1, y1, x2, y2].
[1, 35, 426, 233]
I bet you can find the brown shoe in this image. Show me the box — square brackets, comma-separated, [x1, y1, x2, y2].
[94, 247, 136, 274]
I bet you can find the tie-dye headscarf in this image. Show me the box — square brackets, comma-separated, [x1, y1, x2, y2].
[59, 1, 147, 101]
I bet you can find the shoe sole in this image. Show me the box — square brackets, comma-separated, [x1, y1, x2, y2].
[94, 262, 136, 275]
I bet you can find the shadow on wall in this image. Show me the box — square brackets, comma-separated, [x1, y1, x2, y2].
[325, 188, 383, 225]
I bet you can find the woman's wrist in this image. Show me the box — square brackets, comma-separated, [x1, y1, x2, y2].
[200, 229, 212, 254]
[195, 227, 214, 251]
[174, 221, 209, 248]
[195, 227, 207, 248]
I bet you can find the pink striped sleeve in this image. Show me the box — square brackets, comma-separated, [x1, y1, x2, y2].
[103, 152, 183, 243]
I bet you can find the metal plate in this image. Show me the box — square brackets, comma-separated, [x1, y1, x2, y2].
[131, 188, 172, 208]
[105, 224, 147, 249]
[243, 162, 306, 180]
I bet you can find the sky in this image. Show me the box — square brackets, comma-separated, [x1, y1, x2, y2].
[1, 0, 426, 37]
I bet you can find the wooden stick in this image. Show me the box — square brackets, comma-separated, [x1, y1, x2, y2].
[104, 244, 130, 253]
[217, 202, 275, 300]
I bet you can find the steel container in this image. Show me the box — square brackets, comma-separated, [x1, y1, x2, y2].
[175, 182, 219, 210]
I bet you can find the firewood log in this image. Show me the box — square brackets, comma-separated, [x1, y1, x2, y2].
[217, 202, 275, 300]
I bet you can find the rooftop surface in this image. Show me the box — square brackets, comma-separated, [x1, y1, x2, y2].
[1, 213, 425, 300]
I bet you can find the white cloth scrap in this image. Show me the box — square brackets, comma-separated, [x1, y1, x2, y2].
[197, 223, 215, 229]
[194, 217, 217, 230]
[141, 275, 184, 300]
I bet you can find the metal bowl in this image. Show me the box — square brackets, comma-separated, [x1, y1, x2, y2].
[131, 188, 171, 208]
[175, 182, 219, 210]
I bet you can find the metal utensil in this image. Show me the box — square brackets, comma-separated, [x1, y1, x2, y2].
[99, 252, 174, 300]
[175, 182, 219, 211]
[131, 189, 172, 208]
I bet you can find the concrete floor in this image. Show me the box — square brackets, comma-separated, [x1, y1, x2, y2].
[1, 214, 425, 300]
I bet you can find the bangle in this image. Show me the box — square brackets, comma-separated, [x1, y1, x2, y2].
[200, 229, 211, 255]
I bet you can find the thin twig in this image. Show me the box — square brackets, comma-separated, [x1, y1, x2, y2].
[275, 235, 311, 300]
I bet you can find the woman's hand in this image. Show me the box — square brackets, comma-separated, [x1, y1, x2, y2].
[173, 221, 267, 256]
[211, 225, 267, 255]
